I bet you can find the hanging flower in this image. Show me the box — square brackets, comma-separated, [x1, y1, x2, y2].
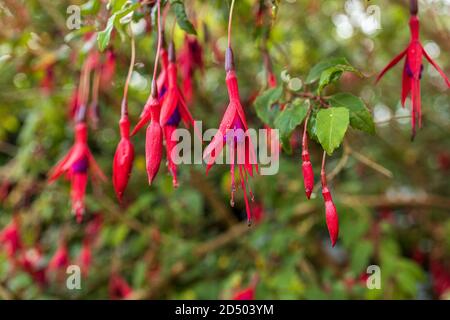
[0, 216, 22, 257]
[77, 239, 92, 276]
[376, 4, 450, 139]
[204, 48, 258, 225]
[109, 273, 133, 300]
[19, 247, 47, 286]
[179, 35, 204, 103]
[112, 114, 134, 202]
[159, 41, 196, 187]
[321, 154, 339, 247]
[48, 242, 70, 271]
[48, 122, 106, 222]
[100, 49, 116, 90]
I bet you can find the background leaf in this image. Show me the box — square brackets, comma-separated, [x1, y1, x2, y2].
[170, 0, 197, 35]
[253, 86, 283, 128]
[328, 93, 375, 134]
[274, 99, 308, 153]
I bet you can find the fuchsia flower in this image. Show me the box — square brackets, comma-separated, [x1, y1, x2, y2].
[100, 49, 116, 90]
[113, 114, 134, 201]
[232, 287, 255, 300]
[48, 122, 106, 222]
[159, 41, 196, 187]
[321, 160, 339, 247]
[77, 239, 92, 276]
[132, 84, 163, 185]
[376, 2, 450, 139]
[109, 273, 133, 300]
[204, 48, 258, 225]
[0, 216, 22, 257]
[48, 242, 69, 271]
[302, 120, 314, 199]
[19, 247, 47, 286]
[179, 35, 204, 103]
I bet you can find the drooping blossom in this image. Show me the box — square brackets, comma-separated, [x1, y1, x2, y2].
[19, 247, 47, 286]
[48, 242, 70, 271]
[301, 116, 314, 199]
[179, 35, 204, 103]
[232, 275, 258, 300]
[204, 48, 258, 225]
[48, 122, 106, 222]
[112, 113, 134, 202]
[77, 239, 92, 276]
[100, 49, 116, 90]
[159, 41, 196, 187]
[321, 154, 339, 247]
[0, 216, 22, 257]
[109, 273, 133, 300]
[376, 1, 450, 139]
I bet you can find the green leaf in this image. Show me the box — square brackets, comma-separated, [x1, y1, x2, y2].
[317, 64, 360, 94]
[316, 107, 349, 155]
[274, 99, 308, 153]
[307, 109, 319, 143]
[170, 0, 197, 35]
[306, 57, 350, 84]
[97, 16, 115, 52]
[97, 2, 139, 51]
[253, 86, 283, 127]
[328, 93, 375, 134]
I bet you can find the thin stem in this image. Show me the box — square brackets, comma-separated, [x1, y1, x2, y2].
[227, 0, 236, 48]
[152, 0, 162, 85]
[321, 151, 327, 187]
[170, 15, 177, 41]
[122, 26, 136, 117]
[302, 108, 311, 147]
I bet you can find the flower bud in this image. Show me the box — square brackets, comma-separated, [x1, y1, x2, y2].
[113, 116, 134, 202]
[322, 186, 339, 247]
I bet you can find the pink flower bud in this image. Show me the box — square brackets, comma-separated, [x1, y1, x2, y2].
[322, 187, 339, 247]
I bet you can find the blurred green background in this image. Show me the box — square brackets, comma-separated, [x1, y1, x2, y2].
[0, 0, 449, 300]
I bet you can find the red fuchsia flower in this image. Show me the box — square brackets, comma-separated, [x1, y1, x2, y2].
[113, 113, 134, 202]
[0, 216, 22, 257]
[301, 116, 314, 199]
[48, 121, 106, 223]
[376, 1, 450, 139]
[232, 287, 255, 300]
[132, 84, 164, 185]
[85, 214, 103, 243]
[321, 154, 339, 247]
[100, 49, 116, 90]
[204, 48, 258, 225]
[19, 247, 47, 287]
[159, 41, 196, 187]
[430, 260, 450, 298]
[232, 275, 258, 300]
[109, 273, 133, 300]
[179, 35, 204, 104]
[48, 242, 70, 271]
[77, 239, 92, 276]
